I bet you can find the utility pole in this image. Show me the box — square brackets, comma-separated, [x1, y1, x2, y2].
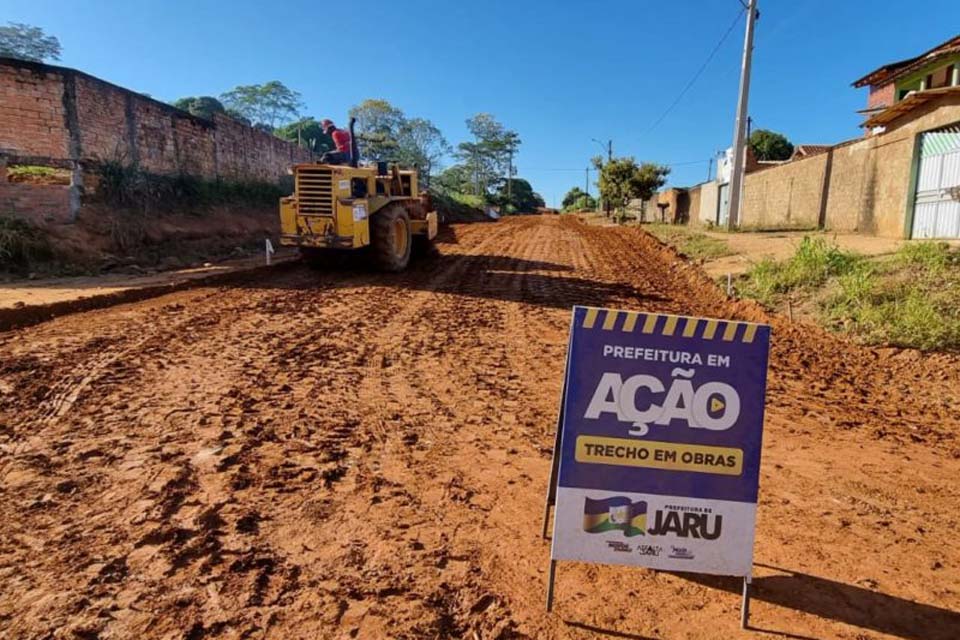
[507, 148, 513, 211]
[727, 0, 758, 231]
[707, 157, 714, 182]
[605, 139, 613, 216]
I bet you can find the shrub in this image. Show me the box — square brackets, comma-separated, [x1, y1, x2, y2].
[95, 161, 288, 212]
[430, 190, 487, 222]
[0, 215, 52, 272]
[739, 236, 960, 350]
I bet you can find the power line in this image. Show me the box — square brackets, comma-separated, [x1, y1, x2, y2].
[667, 159, 711, 167]
[519, 158, 709, 173]
[641, 7, 746, 137]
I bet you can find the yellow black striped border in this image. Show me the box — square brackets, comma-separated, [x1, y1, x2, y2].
[579, 307, 765, 344]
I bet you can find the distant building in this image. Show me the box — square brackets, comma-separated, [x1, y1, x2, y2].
[789, 145, 832, 161]
[853, 34, 960, 133]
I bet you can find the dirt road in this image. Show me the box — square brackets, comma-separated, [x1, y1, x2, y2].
[1, 216, 958, 639]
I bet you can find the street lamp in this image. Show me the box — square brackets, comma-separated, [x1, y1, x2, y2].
[591, 138, 612, 162]
[591, 138, 613, 215]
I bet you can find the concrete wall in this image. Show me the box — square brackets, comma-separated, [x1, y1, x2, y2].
[656, 189, 682, 223]
[740, 152, 829, 230]
[825, 97, 960, 237]
[698, 181, 719, 226]
[734, 94, 960, 238]
[686, 185, 701, 225]
[0, 57, 313, 226]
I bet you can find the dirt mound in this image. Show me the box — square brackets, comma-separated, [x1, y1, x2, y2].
[29, 204, 280, 274]
[0, 216, 958, 639]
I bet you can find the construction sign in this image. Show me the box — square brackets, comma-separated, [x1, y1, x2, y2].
[547, 306, 771, 578]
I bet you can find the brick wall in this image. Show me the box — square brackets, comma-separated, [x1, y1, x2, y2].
[0, 181, 72, 225]
[0, 62, 70, 160]
[868, 82, 896, 110]
[0, 57, 313, 226]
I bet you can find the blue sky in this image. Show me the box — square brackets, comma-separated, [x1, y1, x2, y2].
[7, 1, 959, 206]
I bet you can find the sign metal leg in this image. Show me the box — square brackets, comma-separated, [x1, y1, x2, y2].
[540, 383, 566, 540]
[546, 560, 558, 612]
[540, 500, 553, 540]
[740, 576, 751, 629]
[540, 431, 561, 539]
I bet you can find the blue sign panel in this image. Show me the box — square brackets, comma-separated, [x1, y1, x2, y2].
[550, 306, 771, 576]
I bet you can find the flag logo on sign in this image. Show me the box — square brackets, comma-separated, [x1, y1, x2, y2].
[583, 497, 647, 537]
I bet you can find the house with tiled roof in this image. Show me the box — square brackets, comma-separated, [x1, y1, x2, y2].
[853, 34, 960, 128]
[682, 34, 960, 238]
[789, 145, 831, 161]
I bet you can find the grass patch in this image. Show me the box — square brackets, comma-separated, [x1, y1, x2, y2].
[645, 223, 733, 261]
[822, 242, 960, 350]
[7, 165, 72, 185]
[895, 240, 949, 272]
[738, 238, 960, 350]
[738, 236, 860, 306]
[0, 215, 53, 272]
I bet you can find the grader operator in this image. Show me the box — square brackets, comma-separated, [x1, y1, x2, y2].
[278, 117, 439, 272]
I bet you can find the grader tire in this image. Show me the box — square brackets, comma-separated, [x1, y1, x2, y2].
[371, 205, 412, 272]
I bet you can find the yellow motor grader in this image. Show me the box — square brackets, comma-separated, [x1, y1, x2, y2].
[278, 119, 438, 272]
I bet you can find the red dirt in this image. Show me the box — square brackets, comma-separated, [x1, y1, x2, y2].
[1, 216, 958, 639]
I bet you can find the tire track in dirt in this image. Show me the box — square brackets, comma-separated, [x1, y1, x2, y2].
[1, 216, 959, 639]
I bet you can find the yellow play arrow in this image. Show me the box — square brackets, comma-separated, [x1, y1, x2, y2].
[710, 397, 725, 413]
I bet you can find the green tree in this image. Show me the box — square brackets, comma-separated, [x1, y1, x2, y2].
[562, 187, 597, 211]
[220, 81, 304, 130]
[456, 113, 520, 201]
[274, 117, 335, 154]
[224, 109, 251, 125]
[0, 22, 61, 62]
[395, 117, 450, 188]
[496, 178, 543, 213]
[347, 100, 449, 185]
[749, 129, 794, 161]
[434, 164, 473, 195]
[349, 99, 406, 162]
[594, 157, 670, 214]
[172, 96, 226, 120]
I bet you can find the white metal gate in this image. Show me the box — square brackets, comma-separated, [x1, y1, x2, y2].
[912, 125, 960, 239]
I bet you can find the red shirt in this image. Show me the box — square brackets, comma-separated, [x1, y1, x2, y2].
[331, 128, 351, 153]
